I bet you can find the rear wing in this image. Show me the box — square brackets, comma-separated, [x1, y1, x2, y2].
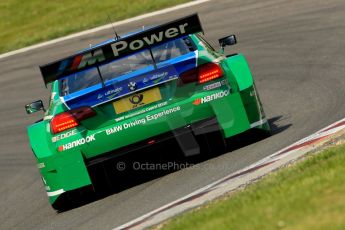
[40, 14, 203, 86]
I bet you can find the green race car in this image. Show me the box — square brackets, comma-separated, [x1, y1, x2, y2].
[25, 14, 270, 210]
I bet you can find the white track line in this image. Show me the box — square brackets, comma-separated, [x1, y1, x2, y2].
[0, 0, 212, 60]
[114, 117, 345, 230]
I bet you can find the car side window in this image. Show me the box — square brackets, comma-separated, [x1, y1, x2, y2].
[151, 37, 195, 63]
[196, 34, 216, 52]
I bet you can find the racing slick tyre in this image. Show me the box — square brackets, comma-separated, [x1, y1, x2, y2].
[198, 131, 228, 157]
[51, 185, 95, 212]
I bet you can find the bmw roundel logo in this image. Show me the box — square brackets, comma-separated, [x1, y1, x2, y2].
[128, 81, 137, 91]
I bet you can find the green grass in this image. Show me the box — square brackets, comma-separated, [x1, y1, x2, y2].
[162, 143, 345, 230]
[0, 0, 190, 54]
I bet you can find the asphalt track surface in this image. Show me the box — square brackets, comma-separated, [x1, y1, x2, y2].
[1, 0, 345, 229]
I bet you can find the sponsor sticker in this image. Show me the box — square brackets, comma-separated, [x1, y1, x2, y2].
[52, 129, 77, 142]
[193, 90, 230, 105]
[128, 82, 137, 91]
[58, 134, 96, 151]
[110, 23, 191, 57]
[115, 101, 168, 122]
[106, 106, 180, 136]
[203, 79, 228, 91]
[150, 72, 168, 84]
[97, 87, 122, 100]
[106, 118, 146, 135]
[113, 87, 162, 114]
[146, 106, 180, 121]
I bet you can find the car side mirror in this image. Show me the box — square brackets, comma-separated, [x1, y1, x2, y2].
[25, 100, 45, 114]
[218, 35, 237, 53]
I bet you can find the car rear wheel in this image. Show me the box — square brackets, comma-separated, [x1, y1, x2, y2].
[51, 185, 95, 212]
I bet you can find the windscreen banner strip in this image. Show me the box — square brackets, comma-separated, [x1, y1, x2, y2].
[40, 14, 203, 85]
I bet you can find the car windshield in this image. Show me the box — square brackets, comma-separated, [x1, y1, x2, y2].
[100, 49, 154, 82]
[60, 68, 102, 96]
[59, 37, 194, 95]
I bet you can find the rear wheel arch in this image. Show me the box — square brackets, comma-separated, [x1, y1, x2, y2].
[224, 54, 254, 91]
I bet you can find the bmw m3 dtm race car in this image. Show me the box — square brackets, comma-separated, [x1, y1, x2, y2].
[25, 14, 270, 210]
